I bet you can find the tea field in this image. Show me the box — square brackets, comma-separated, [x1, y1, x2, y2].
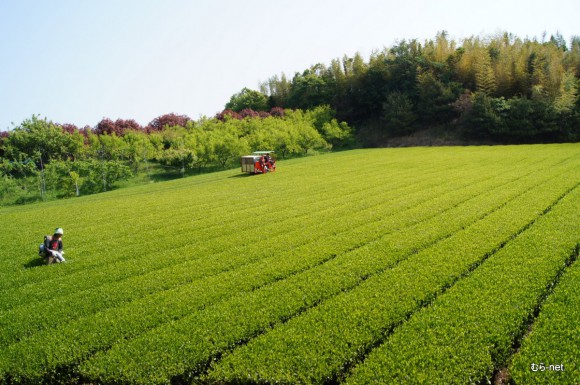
[0, 145, 579, 385]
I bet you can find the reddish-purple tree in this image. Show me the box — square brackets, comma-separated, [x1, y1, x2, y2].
[147, 113, 191, 132]
[58, 123, 79, 134]
[239, 109, 259, 119]
[94, 118, 119, 135]
[258, 111, 271, 118]
[94, 118, 143, 136]
[269, 107, 285, 118]
[79, 126, 92, 144]
[115, 118, 142, 133]
[79, 126, 92, 136]
[216, 108, 285, 121]
[216, 109, 242, 121]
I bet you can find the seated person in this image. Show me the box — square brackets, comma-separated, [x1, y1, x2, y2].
[41, 228, 65, 264]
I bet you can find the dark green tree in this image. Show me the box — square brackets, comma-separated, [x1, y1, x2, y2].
[286, 65, 331, 110]
[225, 88, 269, 112]
[382, 92, 417, 136]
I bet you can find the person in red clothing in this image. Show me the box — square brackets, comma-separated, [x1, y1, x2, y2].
[43, 228, 65, 263]
[259, 155, 268, 172]
[265, 153, 276, 171]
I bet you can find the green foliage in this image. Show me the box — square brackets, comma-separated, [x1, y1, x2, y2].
[286, 66, 332, 110]
[0, 109, 353, 205]
[553, 70, 578, 113]
[208, 152, 580, 384]
[510, 248, 580, 385]
[416, 70, 461, 124]
[3, 115, 84, 166]
[121, 130, 158, 172]
[47, 159, 133, 195]
[258, 32, 580, 143]
[382, 91, 417, 136]
[463, 93, 568, 141]
[475, 48, 497, 95]
[0, 175, 26, 205]
[225, 87, 269, 112]
[466, 92, 509, 138]
[346, 181, 580, 385]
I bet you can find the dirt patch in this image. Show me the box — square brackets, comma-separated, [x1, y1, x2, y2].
[492, 367, 511, 385]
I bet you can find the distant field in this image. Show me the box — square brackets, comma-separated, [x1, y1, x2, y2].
[0, 145, 579, 385]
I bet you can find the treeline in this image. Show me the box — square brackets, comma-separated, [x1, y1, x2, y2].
[238, 31, 580, 144]
[0, 107, 353, 205]
[3, 31, 579, 205]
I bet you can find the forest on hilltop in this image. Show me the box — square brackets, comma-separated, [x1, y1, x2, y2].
[247, 31, 580, 144]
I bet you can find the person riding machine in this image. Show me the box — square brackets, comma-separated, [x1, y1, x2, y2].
[39, 228, 66, 264]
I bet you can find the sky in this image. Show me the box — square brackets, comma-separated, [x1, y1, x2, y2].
[0, 0, 578, 131]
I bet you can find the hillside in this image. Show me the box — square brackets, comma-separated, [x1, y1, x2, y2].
[258, 32, 580, 145]
[0, 145, 579, 384]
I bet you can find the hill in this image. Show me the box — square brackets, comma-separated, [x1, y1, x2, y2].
[0, 145, 579, 384]
[257, 32, 580, 145]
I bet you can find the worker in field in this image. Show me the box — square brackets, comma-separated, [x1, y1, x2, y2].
[265, 153, 275, 171]
[260, 155, 268, 172]
[39, 228, 66, 264]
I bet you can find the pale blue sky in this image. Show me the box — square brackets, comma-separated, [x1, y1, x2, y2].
[0, 0, 578, 130]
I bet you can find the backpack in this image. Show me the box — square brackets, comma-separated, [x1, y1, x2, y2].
[38, 235, 52, 257]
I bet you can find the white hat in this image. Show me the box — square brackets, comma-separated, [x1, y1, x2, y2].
[54, 228, 64, 235]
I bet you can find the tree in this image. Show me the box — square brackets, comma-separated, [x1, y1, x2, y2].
[95, 118, 142, 136]
[215, 109, 242, 121]
[565, 36, 580, 76]
[0, 131, 9, 158]
[294, 121, 328, 154]
[69, 171, 81, 196]
[260, 74, 291, 108]
[416, 70, 460, 124]
[58, 123, 79, 134]
[464, 92, 509, 139]
[319, 119, 354, 149]
[225, 88, 269, 112]
[122, 130, 157, 173]
[147, 113, 192, 132]
[382, 92, 417, 136]
[286, 67, 330, 110]
[475, 49, 497, 95]
[4, 115, 84, 167]
[213, 133, 250, 168]
[270, 124, 301, 158]
[95, 118, 118, 136]
[553, 70, 578, 113]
